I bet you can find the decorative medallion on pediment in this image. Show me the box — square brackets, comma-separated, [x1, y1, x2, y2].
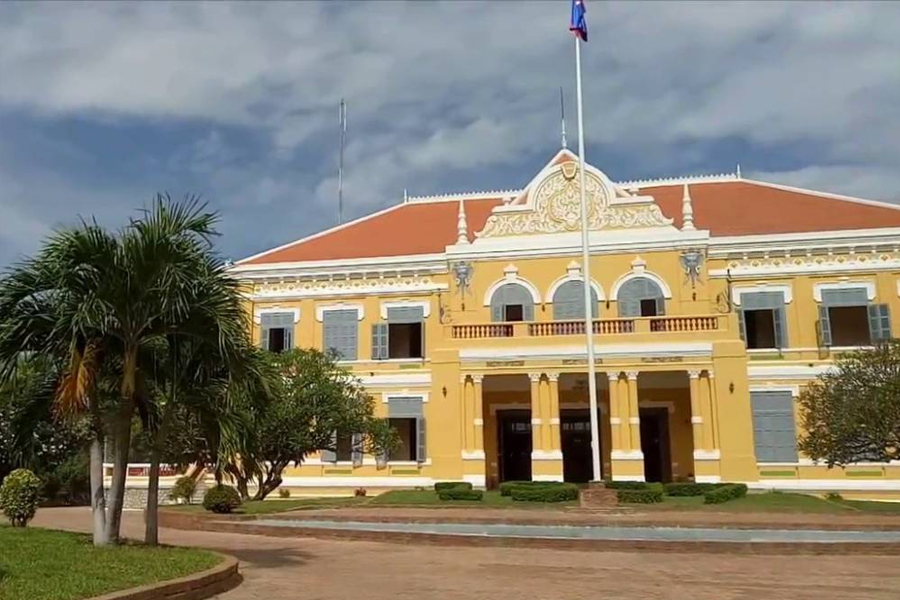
[476, 163, 672, 238]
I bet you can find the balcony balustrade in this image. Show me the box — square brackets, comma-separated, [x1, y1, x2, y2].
[450, 314, 727, 340]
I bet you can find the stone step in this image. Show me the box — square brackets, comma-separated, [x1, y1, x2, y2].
[579, 485, 619, 508]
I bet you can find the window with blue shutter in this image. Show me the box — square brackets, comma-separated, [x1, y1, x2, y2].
[750, 391, 798, 463]
[819, 287, 879, 347]
[552, 280, 599, 320]
[260, 312, 295, 353]
[616, 277, 665, 317]
[322, 309, 358, 360]
[738, 292, 788, 350]
[387, 396, 425, 462]
[490, 283, 535, 322]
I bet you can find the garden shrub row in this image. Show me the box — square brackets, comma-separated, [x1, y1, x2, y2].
[438, 487, 483, 501]
[703, 483, 748, 504]
[434, 481, 472, 493]
[498, 480, 563, 496]
[509, 483, 579, 503]
[616, 488, 663, 504]
[662, 482, 719, 497]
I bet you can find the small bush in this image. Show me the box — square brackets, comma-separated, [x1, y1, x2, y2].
[278, 488, 291, 499]
[434, 481, 472, 493]
[510, 483, 579, 503]
[438, 487, 483, 501]
[0, 469, 42, 527]
[825, 492, 843, 501]
[170, 476, 198, 505]
[355, 487, 367, 497]
[663, 482, 719, 497]
[703, 483, 748, 504]
[202, 484, 242, 513]
[604, 481, 651, 491]
[498, 480, 563, 496]
[617, 488, 664, 504]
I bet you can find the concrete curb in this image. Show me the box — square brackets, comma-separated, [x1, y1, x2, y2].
[88, 551, 241, 600]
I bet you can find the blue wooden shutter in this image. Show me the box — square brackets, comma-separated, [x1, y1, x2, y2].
[371, 323, 389, 360]
[750, 391, 797, 463]
[817, 305, 832, 347]
[490, 283, 534, 322]
[416, 417, 427, 463]
[553, 281, 598, 320]
[738, 309, 747, 342]
[321, 431, 337, 462]
[351, 433, 363, 467]
[323, 309, 358, 360]
[617, 277, 665, 317]
[260, 313, 273, 350]
[868, 304, 892, 342]
[741, 292, 788, 348]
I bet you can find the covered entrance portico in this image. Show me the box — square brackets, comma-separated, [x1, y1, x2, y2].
[459, 368, 721, 488]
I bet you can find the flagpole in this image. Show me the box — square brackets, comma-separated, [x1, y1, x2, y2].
[574, 35, 602, 482]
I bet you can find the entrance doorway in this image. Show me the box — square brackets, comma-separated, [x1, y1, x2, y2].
[561, 409, 597, 483]
[639, 407, 672, 483]
[498, 410, 532, 482]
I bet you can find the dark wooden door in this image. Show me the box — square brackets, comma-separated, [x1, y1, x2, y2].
[499, 410, 532, 482]
[639, 407, 672, 483]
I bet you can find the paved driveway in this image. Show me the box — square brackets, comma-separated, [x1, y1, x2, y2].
[33, 507, 900, 600]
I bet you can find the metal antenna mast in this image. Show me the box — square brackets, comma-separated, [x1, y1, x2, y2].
[560, 87, 568, 149]
[338, 99, 347, 224]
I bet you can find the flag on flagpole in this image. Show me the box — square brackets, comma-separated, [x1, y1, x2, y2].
[570, 0, 588, 42]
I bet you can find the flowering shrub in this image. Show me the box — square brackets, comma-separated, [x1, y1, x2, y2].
[0, 468, 42, 526]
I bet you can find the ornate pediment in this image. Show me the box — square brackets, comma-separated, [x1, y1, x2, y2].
[476, 160, 672, 239]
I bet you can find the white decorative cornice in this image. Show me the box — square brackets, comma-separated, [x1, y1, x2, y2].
[813, 280, 876, 302]
[732, 283, 793, 305]
[315, 303, 365, 322]
[380, 300, 432, 319]
[616, 172, 738, 189]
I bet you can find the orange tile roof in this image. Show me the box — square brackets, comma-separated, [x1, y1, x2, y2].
[240, 181, 900, 265]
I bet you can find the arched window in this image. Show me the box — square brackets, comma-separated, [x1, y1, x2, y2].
[490, 283, 535, 322]
[617, 277, 665, 317]
[552, 280, 599, 320]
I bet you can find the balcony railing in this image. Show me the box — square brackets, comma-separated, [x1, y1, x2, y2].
[451, 315, 724, 340]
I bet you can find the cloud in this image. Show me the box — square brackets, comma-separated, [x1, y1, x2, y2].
[1, 1, 899, 264]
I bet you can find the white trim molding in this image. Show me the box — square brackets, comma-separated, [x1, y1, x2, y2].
[732, 283, 793, 305]
[611, 450, 644, 460]
[253, 306, 301, 325]
[279, 476, 434, 488]
[461, 342, 712, 362]
[694, 475, 721, 484]
[813, 280, 876, 302]
[749, 383, 802, 396]
[462, 475, 487, 488]
[693, 449, 721, 461]
[748, 365, 835, 382]
[532, 475, 565, 482]
[461, 450, 486, 460]
[380, 300, 432, 319]
[359, 373, 432, 388]
[611, 475, 646, 482]
[546, 262, 606, 302]
[382, 391, 430, 404]
[610, 263, 673, 300]
[316, 303, 365, 321]
[531, 450, 564, 461]
[747, 479, 900, 492]
[482, 265, 542, 306]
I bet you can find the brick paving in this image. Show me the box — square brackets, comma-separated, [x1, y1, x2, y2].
[33, 507, 900, 600]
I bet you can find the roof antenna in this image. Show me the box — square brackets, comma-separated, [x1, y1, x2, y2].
[559, 87, 568, 149]
[338, 98, 347, 224]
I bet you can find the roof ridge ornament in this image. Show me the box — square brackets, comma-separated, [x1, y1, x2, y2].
[617, 172, 738, 188]
[456, 199, 469, 245]
[682, 184, 696, 231]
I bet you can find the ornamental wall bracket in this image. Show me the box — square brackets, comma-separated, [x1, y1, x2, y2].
[679, 248, 705, 289]
[452, 261, 474, 310]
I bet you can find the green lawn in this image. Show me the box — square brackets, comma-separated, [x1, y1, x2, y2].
[370, 489, 576, 508]
[624, 492, 900, 514]
[0, 526, 220, 600]
[170, 496, 368, 514]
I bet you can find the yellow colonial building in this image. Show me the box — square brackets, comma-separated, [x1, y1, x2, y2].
[230, 149, 900, 498]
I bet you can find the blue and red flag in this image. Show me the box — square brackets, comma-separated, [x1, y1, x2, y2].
[570, 0, 588, 42]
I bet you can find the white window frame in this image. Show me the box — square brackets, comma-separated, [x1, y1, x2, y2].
[813, 281, 876, 303]
[253, 307, 300, 324]
[380, 300, 431, 320]
[316, 303, 365, 321]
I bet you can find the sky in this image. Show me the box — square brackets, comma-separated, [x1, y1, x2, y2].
[1, 1, 899, 267]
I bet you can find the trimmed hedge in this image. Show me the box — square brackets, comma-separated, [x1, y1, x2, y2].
[704, 483, 748, 504]
[438, 487, 484, 501]
[0, 469, 42, 527]
[434, 481, 473, 493]
[498, 480, 564, 496]
[617, 488, 663, 504]
[170, 476, 198, 505]
[202, 484, 242, 513]
[663, 482, 719, 497]
[509, 483, 579, 503]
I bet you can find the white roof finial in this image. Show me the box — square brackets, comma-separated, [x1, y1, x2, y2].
[681, 183, 696, 231]
[736, 163, 742, 179]
[456, 199, 469, 245]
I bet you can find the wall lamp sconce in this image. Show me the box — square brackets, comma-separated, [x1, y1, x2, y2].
[442, 386, 448, 397]
[729, 382, 735, 394]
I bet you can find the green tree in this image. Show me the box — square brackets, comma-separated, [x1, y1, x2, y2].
[799, 341, 900, 466]
[234, 349, 396, 500]
[0, 195, 253, 545]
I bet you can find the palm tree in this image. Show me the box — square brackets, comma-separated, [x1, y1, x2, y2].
[0, 194, 252, 545]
